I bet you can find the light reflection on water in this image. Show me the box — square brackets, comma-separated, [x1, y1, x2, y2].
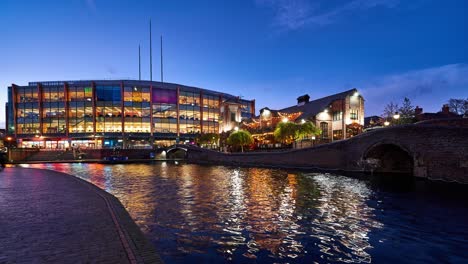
[25, 163, 468, 263]
[310, 174, 383, 263]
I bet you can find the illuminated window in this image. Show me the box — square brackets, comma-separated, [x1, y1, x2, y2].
[320, 122, 328, 139]
[68, 86, 93, 134]
[333, 111, 342, 121]
[96, 86, 122, 133]
[42, 86, 66, 134]
[333, 129, 343, 140]
[153, 88, 178, 134]
[350, 109, 358, 120]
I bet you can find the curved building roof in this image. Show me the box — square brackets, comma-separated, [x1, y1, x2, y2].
[22, 79, 253, 102]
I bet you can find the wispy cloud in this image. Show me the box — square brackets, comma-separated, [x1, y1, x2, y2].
[256, 0, 312, 30]
[360, 63, 468, 114]
[256, 0, 399, 30]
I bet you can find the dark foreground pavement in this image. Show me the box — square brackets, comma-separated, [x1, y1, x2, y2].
[0, 167, 162, 264]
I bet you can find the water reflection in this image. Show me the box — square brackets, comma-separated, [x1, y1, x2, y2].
[23, 163, 468, 263]
[309, 174, 383, 263]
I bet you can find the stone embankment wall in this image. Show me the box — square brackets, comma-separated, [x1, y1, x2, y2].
[185, 125, 468, 184]
[9, 148, 154, 162]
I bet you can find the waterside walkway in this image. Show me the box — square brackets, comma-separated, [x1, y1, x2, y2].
[0, 167, 162, 264]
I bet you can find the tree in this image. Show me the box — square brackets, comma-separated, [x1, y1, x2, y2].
[382, 98, 416, 125]
[382, 102, 399, 119]
[274, 121, 321, 144]
[448, 98, 468, 115]
[398, 97, 416, 124]
[274, 122, 298, 144]
[227, 130, 253, 152]
[195, 133, 219, 145]
[297, 121, 321, 139]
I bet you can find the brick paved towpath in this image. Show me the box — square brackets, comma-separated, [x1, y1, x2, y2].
[0, 167, 162, 264]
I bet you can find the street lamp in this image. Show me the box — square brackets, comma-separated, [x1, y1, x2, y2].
[301, 119, 306, 124]
[393, 112, 400, 120]
[282, 117, 288, 123]
[384, 121, 390, 126]
[234, 126, 239, 131]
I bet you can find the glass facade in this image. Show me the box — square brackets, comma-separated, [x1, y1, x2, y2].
[124, 86, 151, 133]
[42, 86, 66, 134]
[152, 88, 177, 134]
[202, 94, 219, 133]
[96, 86, 122, 133]
[8, 81, 255, 148]
[179, 91, 201, 134]
[15, 87, 40, 134]
[68, 86, 93, 133]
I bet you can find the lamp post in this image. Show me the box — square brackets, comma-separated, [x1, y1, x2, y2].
[393, 112, 400, 125]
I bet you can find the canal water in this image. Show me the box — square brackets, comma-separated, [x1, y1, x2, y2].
[25, 163, 468, 263]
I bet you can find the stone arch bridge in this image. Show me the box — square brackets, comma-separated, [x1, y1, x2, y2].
[180, 125, 468, 183]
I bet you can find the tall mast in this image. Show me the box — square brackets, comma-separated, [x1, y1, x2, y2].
[149, 19, 152, 81]
[138, 44, 141, 81]
[160, 35, 163, 83]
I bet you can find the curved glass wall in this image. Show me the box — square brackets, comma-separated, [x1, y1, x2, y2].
[10, 81, 255, 148]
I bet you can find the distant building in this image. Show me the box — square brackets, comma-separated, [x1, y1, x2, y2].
[364, 115, 384, 129]
[243, 88, 364, 142]
[415, 104, 462, 122]
[6, 80, 255, 149]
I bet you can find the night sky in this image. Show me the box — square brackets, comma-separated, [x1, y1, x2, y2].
[1, 0, 467, 127]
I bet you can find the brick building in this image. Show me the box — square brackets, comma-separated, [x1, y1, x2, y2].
[243, 88, 364, 142]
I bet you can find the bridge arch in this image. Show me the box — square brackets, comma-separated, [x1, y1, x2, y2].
[165, 146, 188, 159]
[363, 143, 414, 175]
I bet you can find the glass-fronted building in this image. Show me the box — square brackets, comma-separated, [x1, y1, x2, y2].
[6, 80, 255, 149]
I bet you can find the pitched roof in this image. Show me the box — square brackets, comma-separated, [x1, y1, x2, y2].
[259, 107, 283, 118]
[279, 88, 358, 120]
[416, 112, 462, 120]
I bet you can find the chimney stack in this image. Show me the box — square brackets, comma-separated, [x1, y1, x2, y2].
[415, 106, 423, 115]
[297, 94, 310, 106]
[442, 104, 450, 114]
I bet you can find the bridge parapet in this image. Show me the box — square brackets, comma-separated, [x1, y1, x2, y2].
[184, 125, 468, 184]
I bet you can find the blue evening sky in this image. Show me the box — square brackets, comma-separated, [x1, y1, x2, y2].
[1, 0, 467, 127]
